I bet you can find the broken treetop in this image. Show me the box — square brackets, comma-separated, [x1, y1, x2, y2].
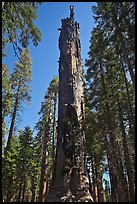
[58, 6, 80, 39]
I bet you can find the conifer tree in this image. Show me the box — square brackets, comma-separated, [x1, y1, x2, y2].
[2, 64, 13, 150]
[2, 136, 20, 202]
[85, 2, 135, 202]
[35, 77, 58, 202]
[6, 48, 32, 150]
[17, 126, 34, 202]
[2, 2, 43, 58]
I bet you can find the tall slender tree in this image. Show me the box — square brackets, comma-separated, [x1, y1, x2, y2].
[36, 77, 58, 202]
[17, 126, 34, 202]
[6, 48, 32, 150]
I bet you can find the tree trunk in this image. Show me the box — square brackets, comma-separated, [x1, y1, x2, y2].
[93, 153, 104, 202]
[6, 80, 21, 149]
[117, 101, 135, 201]
[91, 154, 98, 202]
[123, 48, 135, 86]
[6, 177, 14, 202]
[97, 173, 104, 202]
[115, 142, 130, 201]
[108, 163, 118, 202]
[105, 136, 118, 202]
[87, 168, 93, 196]
[38, 136, 49, 202]
[104, 101, 126, 202]
[120, 59, 135, 141]
[99, 60, 128, 202]
[38, 101, 52, 202]
[46, 6, 93, 202]
[22, 175, 27, 202]
[18, 182, 22, 202]
[52, 92, 57, 180]
[31, 176, 36, 202]
[38, 131, 49, 202]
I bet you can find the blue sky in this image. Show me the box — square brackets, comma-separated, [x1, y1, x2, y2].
[4, 2, 97, 136]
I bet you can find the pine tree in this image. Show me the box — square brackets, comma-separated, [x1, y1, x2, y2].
[17, 126, 34, 202]
[2, 2, 43, 58]
[35, 77, 58, 202]
[2, 136, 20, 202]
[6, 48, 32, 150]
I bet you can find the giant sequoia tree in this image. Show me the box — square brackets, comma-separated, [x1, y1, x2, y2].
[85, 2, 135, 202]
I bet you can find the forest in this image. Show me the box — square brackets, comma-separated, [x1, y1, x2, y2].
[2, 2, 135, 202]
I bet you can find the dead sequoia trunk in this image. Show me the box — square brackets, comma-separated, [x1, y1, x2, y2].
[46, 6, 93, 202]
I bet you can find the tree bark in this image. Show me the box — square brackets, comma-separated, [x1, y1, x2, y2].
[117, 100, 135, 201]
[93, 153, 104, 202]
[52, 92, 57, 180]
[115, 142, 130, 201]
[38, 101, 52, 202]
[6, 80, 21, 149]
[31, 176, 36, 202]
[18, 182, 22, 202]
[105, 136, 118, 202]
[87, 167, 93, 196]
[91, 154, 98, 202]
[21, 175, 27, 202]
[97, 173, 104, 202]
[46, 6, 93, 202]
[123, 48, 135, 86]
[99, 60, 128, 202]
[108, 161, 118, 202]
[120, 60, 135, 141]
[38, 136, 49, 202]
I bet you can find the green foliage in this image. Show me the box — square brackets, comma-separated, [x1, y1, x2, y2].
[35, 77, 58, 199]
[4, 48, 32, 150]
[2, 2, 43, 58]
[92, 2, 135, 84]
[2, 136, 20, 202]
[2, 64, 13, 150]
[2, 2, 42, 150]
[2, 64, 13, 117]
[2, 126, 43, 202]
[8, 48, 32, 140]
[85, 2, 135, 202]
[11, 48, 32, 104]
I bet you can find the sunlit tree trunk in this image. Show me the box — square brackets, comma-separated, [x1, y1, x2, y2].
[38, 101, 52, 202]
